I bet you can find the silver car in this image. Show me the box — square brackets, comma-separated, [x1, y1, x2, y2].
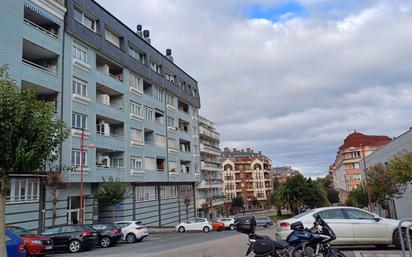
[255, 216, 273, 228]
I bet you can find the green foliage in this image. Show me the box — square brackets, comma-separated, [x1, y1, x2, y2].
[94, 177, 131, 207]
[231, 196, 244, 209]
[326, 188, 340, 204]
[346, 184, 368, 208]
[0, 65, 68, 191]
[387, 152, 412, 185]
[278, 174, 329, 214]
[270, 191, 284, 216]
[251, 196, 259, 207]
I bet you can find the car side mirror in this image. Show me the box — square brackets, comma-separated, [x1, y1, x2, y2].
[374, 217, 381, 222]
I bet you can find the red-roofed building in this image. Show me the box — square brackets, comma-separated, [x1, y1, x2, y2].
[331, 131, 391, 202]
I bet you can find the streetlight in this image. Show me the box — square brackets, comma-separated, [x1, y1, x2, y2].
[79, 129, 95, 224]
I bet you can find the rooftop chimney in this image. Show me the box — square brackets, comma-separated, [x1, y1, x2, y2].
[165, 48, 174, 62]
[233, 148, 237, 152]
[143, 30, 151, 44]
[258, 151, 262, 155]
[251, 150, 254, 153]
[136, 24, 143, 37]
[246, 148, 251, 153]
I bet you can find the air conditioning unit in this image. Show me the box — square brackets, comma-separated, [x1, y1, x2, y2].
[97, 154, 110, 168]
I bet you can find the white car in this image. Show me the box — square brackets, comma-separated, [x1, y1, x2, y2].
[275, 206, 411, 248]
[175, 218, 213, 233]
[217, 217, 236, 230]
[115, 221, 149, 243]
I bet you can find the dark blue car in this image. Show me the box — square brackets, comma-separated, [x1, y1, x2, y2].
[6, 229, 26, 257]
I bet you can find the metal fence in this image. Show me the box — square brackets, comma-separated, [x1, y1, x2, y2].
[398, 219, 412, 257]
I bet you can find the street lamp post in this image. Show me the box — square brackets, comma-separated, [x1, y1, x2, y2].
[360, 144, 372, 210]
[79, 129, 95, 224]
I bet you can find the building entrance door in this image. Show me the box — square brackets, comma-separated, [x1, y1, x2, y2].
[67, 196, 81, 224]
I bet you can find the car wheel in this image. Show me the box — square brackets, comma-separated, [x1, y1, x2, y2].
[229, 224, 235, 230]
[68, 239, 82, 253]
[264, 222, 271, 228]
[178, 226, 185, 233]
[100, 236, 112, 248]
[394, 228, 411, 250]
[203, 226, 210, 233]
[126, 233, 137, 243]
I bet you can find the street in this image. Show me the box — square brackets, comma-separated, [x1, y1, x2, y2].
[50, 227, 403, 257]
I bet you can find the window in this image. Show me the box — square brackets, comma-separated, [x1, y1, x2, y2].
[136, 186, 157, 202]
[153, 87, 164, 102]
[131, 157, 142, 171]
[345, 209, 375, 220]
[180, 185, 192, 197]
[155, 110, 164, 124]
[74, 8, 95, 31]
[351, 151, 360, 158]
[168, 138, 177, 150]
[129, 72, 143, 92]
[150, 61, 161, 74]
[71, 149, 87, 167]
[160, 186, 177, 199]
[72, 112, 87, 129]
[167, 94, 174, 106]
[72, 78, 87, 96]
[178, 100, 189, 113]
[131, 128, 143, 142]
[129, 46, 146, 64]
[167, 116, 175, 128]
[351, 162, 360, 169]
[317, 209, 345, 219]
[105, 28, 121, 48]
[41, 227, 60, 235]
[180, 80, 187, 91]
[168, 161, 177, 172]
[130, 101, 142, 116]
[144, 106, 153, 120]
[73, 43, 87, 63]
[111, 157, 124, 168]
[144, 157, 156, 171]
[154, 134, 166, 147]
[6, 178, 40, 202]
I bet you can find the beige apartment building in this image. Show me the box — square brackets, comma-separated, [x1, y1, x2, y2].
[331, 132, 391, 202]
[222, 148, 272, 211]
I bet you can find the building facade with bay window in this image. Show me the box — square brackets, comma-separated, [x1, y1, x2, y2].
[0, 0, 201, 231]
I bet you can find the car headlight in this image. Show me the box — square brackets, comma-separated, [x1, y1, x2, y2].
[31, 240, 43, 245]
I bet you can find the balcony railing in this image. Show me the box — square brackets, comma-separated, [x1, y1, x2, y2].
[96, 131, 124, 139]
[22, 59, 59, 76]
[96, 67, 123, 82]
[96, 98, 124, 110]
[198, 116, 216, 129]
[201, 161, 220, 172]
[24, 18, 59, 39]
[199, 126, 220, 140]
[200, 144, 221, 156]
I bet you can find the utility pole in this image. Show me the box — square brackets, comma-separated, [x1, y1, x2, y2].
[79, 129, 84, 224]
[361, 144, 372, 210]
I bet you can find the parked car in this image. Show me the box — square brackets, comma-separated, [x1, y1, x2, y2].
[275, 206, 412, 248]
[7, 225, 53, 256]
[175, 218, 213, 233]
[90, 223, 122, 248]
[114, 221, 148, 243]
[210, 220, 225, 231]
[6, 229, 26, 257]
[255, 216, 273, 227]
[40, 224, 98, 253]
[217, 217, 236, 230]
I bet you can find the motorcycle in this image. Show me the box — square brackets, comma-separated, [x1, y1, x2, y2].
[235, 215, 346, 257]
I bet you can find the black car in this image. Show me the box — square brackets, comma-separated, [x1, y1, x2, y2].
[90, 223, 122, 248]
[40, 224, 98, 253]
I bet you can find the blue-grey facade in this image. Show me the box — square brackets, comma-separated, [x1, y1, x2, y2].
[1, 0, 201, 231]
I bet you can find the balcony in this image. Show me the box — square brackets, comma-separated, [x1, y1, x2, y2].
[24, 4, 60, 40]
[199, 126, 220, 141]
[22, 39, 59, 75]
[96, 54, 123, 81]
[96, 116, 124, 150]
[21, 81, 58, 111]
[178, 119, 189, 133]
[200, 143, 221, 156]
[179, 139, 191, 153]
[197, 179, 224, 189]
[198, 116, 216, 130]
[96, 148, 125, 170]
[201, 161, 221, 172]
[96, 83, 124, 111]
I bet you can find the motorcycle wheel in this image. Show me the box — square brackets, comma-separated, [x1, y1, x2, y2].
[325, 250, 346, 257]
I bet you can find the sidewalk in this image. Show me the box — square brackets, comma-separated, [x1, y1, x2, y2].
[354, 251, 405, 257]
[148, 227, 176, 234]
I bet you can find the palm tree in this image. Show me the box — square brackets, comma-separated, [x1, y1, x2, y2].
[46, 166, 68, 226]
[94, 177, 131, 220]
[270, 192, 283, 216]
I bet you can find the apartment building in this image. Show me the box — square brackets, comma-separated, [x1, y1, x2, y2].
[272, 166, 300, 185]
[195, 116, 223, 218]
[1, 0, 201, 231]
[360, 127, 412, 219]
[331, 131, 391, 202]
[221, 148, 272, 211]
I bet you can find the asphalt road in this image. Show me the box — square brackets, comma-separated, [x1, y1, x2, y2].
[50, 227, 401, 257]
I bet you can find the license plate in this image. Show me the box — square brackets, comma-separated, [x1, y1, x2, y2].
[93, 233, 97, 236]
[45, 246, 53, 250]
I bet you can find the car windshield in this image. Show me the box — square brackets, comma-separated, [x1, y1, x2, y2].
[293, 209, 315, 219]
[9, 226, 33, 236]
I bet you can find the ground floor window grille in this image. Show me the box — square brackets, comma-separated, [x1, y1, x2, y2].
[136, 186, 157, 202]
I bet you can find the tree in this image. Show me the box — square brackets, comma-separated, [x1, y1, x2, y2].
[46, 167, 68, 226]
[270, 192, 284, 216]
[94, 177, 131, 220]
[231, 196, 244, 213]
[346, 184, 368, 208]
[387, 152, 412, 186]
[251, 196, 259, 211]
[0, 66, 68, 257]
[367, 164, 401, 206]
[183, 197, 192, 221]
[325, 188, 340, 204]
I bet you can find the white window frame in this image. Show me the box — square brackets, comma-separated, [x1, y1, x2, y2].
[130, 101, 142, 116]
[129, 72, 143, 92]
[71, 149, 87, 167]
[74, 7, 96, 32]
[73, 42, 88, 63]
[153, 86, 164, 102]
[144, 157, 156, 171]
[105, 28, 121, 48]
[111, 156, 124, 168]
[160, 186, 177, 199]
[7, 178, 40, 203]
[72, 112, 87, 129]
[131, 156, 143, 171]
[135, 186, 157, 202]
[130, 128, 143, 142]
[144, 106, 153, 120]
[72, 77, 87, 96]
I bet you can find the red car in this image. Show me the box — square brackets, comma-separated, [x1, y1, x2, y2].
[7, 226, 53, 257]
[211, 221, 225, 231]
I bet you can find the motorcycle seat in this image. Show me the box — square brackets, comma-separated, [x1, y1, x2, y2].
[253, 234, 289, 249]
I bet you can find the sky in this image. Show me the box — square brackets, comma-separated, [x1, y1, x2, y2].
[97, 0, 412, 177]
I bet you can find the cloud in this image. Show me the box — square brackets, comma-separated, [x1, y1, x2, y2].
[97, 0, 412, 177]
